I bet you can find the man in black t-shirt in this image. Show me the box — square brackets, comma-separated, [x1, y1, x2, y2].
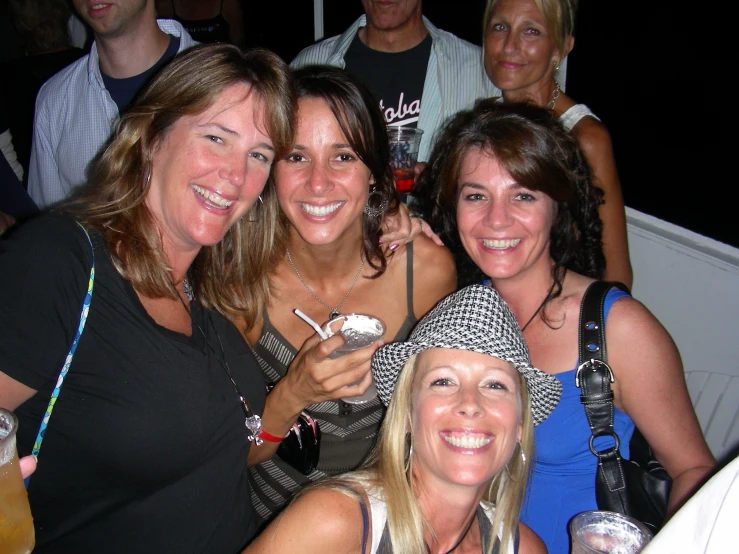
[292, 0, 497, 163]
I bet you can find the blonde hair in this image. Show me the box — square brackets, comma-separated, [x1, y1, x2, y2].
[483, 0, 577, 57]
[63, 44, 296, 325]
[314, 354, 534, 553]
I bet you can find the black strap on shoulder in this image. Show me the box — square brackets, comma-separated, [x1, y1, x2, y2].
[576, 281, 630, 493]
[334, 484, 370, 554]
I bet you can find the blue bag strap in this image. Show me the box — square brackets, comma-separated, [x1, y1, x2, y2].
[25, 222, 95, 487]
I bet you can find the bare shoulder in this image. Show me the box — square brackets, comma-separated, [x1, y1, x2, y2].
[409, 234, 457, 312]
[411, 234, 455, 275]
[244, 488, 364, 554]
[518, 522, 547, 554]
[570, 116, 613, 157]
[606, 293, 668, 339]
[604, 293, 683, 388]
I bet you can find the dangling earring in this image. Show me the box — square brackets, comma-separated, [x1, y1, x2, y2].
[244, 195, 264, 222]
[364, 186, 388, 217]
[504, 442, 525, 482]
[553, 58, 560, 73]
[404, 432, 413, 472]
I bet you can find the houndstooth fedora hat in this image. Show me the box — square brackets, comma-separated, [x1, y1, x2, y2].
[371, 284, 561, 426]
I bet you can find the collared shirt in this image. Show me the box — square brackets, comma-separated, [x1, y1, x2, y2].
[28, 20, 197, 209]
[291, 15, 499, 162]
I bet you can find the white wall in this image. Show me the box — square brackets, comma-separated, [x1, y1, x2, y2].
[627, 208, 739, 461]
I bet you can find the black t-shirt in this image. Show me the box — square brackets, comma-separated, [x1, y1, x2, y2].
[101, 34, 181, 113]
[344, 33, 432, 128]
[0, 214, 265, 553]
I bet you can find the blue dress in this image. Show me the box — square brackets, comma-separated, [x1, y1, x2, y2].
[521, 288, 635, 554]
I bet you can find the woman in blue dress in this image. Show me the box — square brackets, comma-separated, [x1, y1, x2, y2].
[414, 100, 715, 554]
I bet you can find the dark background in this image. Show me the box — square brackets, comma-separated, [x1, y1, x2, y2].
[2, 2, 731, 247]
[247, 1, 735, 249]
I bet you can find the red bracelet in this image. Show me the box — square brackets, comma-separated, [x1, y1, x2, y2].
[258, 430, 285, 443]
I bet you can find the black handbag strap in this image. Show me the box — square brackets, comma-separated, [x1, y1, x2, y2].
[576, 281, 630, 492]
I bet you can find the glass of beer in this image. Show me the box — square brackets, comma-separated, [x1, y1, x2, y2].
[387, 126, 424, 195]
[0, 409, 35, 554]
[570, 510, 652, 554]
[323, 313, 385, 404]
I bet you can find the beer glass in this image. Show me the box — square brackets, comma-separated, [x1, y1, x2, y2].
[0, 409, 35, 554]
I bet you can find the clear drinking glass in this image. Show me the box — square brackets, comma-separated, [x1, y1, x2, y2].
[387, 126, 424, 195]
[323, 313, 385, 404]
[0, 409, 35, 554]
[570, 510, 652, 554]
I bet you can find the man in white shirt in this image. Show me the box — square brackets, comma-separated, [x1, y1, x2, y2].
[291, 0, 498, 163]
[28, 0, 196, 209]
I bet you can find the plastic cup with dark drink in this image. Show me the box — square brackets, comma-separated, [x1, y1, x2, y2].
[570, 511, 653, 554]
[0, 409, 35, 554]
[323, 313, 385, 404]
[387, 127, 424, 195]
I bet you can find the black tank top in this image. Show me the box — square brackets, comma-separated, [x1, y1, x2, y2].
[171, 0, 230, 43]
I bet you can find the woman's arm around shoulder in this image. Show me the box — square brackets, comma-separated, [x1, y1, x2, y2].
[411, 234, 457, 317]
[243, 487, 366, 554]
[518, 522, 547, 554]
[571, 117, 632, 288]
[605, 296, 715, 516]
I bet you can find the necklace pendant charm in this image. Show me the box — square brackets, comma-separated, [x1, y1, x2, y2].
[182, 278, 195, 301]
[245, 412, 263, 446]
[329, 310, 340, 320]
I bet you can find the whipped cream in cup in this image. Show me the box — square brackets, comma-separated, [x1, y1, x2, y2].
[323, 314, 385, 404]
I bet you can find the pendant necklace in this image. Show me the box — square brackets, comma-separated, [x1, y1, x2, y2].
[183, 277, 194, 301]
[175, 280, 263, 445]
[286, 248, 365, 320]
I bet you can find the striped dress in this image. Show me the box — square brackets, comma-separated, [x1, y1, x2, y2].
[248, 244, 418, 527]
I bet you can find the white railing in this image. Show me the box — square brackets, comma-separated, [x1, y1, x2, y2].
[628, 208, 739, 462]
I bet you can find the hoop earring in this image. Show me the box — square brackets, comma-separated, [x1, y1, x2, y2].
[404, 432, 413, 472]
[504, 442, 525, 482]
[243, 195, 264, 222]
[364, 186, 388, 217]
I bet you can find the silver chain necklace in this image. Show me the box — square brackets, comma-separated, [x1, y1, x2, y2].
[286, 248, 365, 320]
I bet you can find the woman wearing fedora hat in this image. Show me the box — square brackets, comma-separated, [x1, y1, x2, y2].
[412, 100, 715, 554]
[244, 285, 557, 554]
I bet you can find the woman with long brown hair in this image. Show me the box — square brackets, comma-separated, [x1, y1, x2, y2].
[243, 65, 456, 528]
[0, 44, 294, 553]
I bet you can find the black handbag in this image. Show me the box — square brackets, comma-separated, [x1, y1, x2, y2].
[576, 281, 672, 533]
[276, 409, 321, 475]
[264, 385, 321, 475]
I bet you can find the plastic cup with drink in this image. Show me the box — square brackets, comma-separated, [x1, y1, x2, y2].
[387, 126, 424, 196]
[323, 313, 385, 404]
[0, 409, 35, 554]
[570, 510, 652, 554]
